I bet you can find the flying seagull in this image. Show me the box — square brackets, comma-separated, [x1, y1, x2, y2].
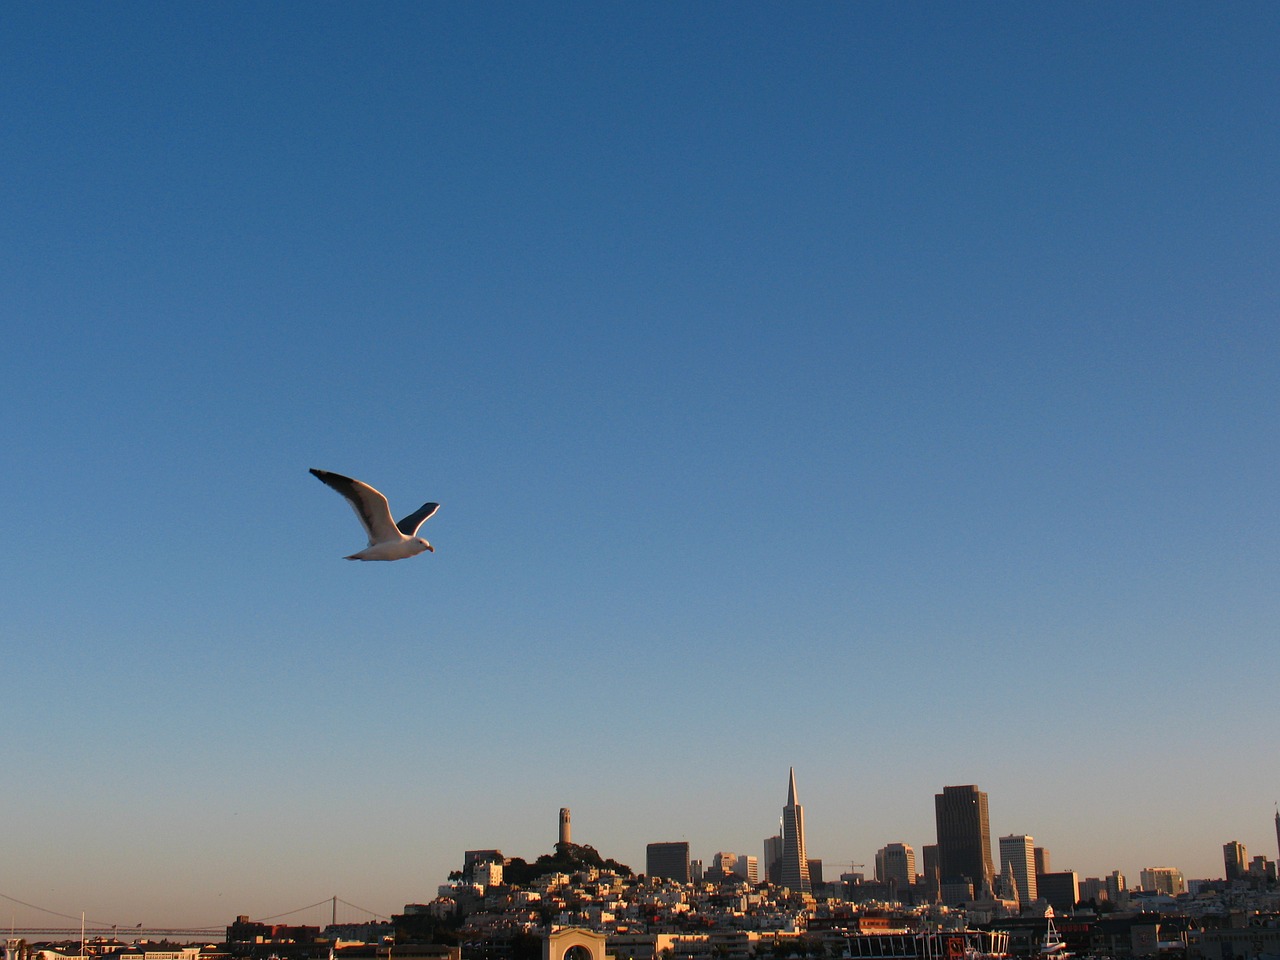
[310, 468, 439, 561]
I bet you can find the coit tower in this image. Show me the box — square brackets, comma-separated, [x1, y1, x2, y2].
[559, 807, 571, 846]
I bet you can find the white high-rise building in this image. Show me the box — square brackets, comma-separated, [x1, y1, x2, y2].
[999, 834, 1037, 906]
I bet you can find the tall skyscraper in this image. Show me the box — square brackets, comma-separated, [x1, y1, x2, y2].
[647, 841, 691, 883]
[999, 834, 1038, 906]
[935, 784, 994, 895]
[779, 768, 811, 894]
[1224, 841, 1247, 881]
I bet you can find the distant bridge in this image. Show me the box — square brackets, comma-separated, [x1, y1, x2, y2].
[5, 929, 224, 940]
[1, 894, 392, 941]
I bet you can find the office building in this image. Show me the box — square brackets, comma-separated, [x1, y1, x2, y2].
[1034, 847, 1050, 876]
[1139, 867, 1185, 896]
[1079, 877, 1106, 903]
[779, 768, 811, 893]
[876, 843, 917, 887]
[1106, 870, 1126, 901]
[647, 841, 691, 883]
[764, 833, 783, 884]
[710, 851, 738, 880]
[921, 844, 940, 902]
[935, 784, 994, 895]
[1039, 871, 1079, 913]
[734, 855, 759, 884]
[999, 834, 1037, 906]
[1224, 841, 1247, 881]
[940, 879, 975, 906]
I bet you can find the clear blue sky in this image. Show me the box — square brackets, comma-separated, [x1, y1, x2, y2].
[2, 1, 1277, 929]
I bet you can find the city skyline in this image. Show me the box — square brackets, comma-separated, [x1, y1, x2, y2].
[3, 1, 1277, 931]
[3, 782, 1278, 929]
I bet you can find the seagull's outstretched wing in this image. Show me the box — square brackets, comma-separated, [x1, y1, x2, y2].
[310, 469, 399, 546]
[396, 502, 440, 537]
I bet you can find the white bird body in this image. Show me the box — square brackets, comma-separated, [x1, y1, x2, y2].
[345, 536, 433, 562]
[310, 468, 439, 561]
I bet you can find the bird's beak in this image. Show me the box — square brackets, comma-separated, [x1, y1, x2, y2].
[425, 544, 434, 552]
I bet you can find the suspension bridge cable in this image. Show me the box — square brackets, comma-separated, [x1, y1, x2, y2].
[0, 891, 116, 928]
[333, 899, 390, 921]
[252, 898, 335, 923]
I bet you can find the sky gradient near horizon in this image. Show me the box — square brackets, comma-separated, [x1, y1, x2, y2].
[2, 1, 1278, 929]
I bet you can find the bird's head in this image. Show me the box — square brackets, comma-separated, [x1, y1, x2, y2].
[418, 538, 434, 553]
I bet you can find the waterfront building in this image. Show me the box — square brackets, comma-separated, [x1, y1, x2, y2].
[779, 768, 811, 894]
[998, 835, 1037, 907]
[1193, 927, 1280, 960]
[934, 784, 994, 896]
[647, 841, 692, 883]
